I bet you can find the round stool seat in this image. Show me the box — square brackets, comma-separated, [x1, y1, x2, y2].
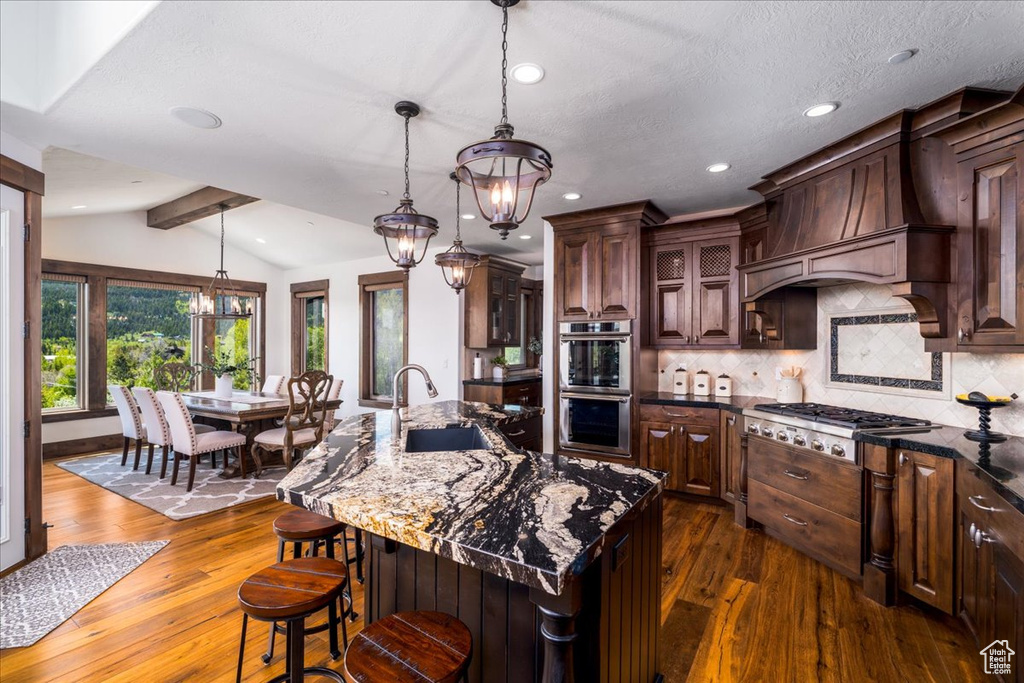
[238, 557, 347, 621]
[273, 508, 347, 542]
[345, 611, 472, 683]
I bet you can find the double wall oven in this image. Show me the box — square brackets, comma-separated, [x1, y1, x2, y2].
[558, 321, 632, 457]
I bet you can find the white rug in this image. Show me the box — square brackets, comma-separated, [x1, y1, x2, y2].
[0, 541, 168, 649]
[57, 452, 284, 520]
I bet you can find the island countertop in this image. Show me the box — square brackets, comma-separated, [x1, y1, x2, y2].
[277, 400, 665, 595]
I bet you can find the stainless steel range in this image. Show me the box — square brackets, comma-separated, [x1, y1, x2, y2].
[742, 403, 933, 464]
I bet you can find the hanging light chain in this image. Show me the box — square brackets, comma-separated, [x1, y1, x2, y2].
[454, 177, 462, 240]
[219, 204, 226, 271]
[403, 113, 412, 200]
[500, 1, 509, 125]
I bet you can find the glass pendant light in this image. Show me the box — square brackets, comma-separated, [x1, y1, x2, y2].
[191, 204, 253, 320]
[436, 172, 480, 293]
[454, 0, 552, 240]
[374, 101, 439, 269]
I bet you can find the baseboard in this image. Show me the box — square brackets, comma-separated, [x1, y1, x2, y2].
[43, 433, 122, 459]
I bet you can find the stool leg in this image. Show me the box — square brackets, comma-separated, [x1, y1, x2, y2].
[292, 541, 301, 559]
[355, 529, 364, 583]
[277, 539, 285, 563]
[325, 536, 335, 560]
[327, 600, 341, 660]
[235, 613, 248, 683]
[339, 594, 349, 646]
[262, 622, 277, 665]
[286, 619, 304, 683]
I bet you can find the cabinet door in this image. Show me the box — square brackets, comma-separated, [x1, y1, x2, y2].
[640, 421, 677, 490]
[555, 231, 593, 320]
[957, 143, 1024, 347]
[993, 542, 1024, 682]
[693, 239, 739, 346]
[720, 412, 741, 504]
[505, 275, 521, 346]
[897, 449, 955, 613]
[595, 228, 635, 319]
[649, 244, 692, 345]
[960, 508, 991, 642]
[679, 424, 718, 498]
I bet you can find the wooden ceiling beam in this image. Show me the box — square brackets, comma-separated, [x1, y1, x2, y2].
[147, 186, 259, 230]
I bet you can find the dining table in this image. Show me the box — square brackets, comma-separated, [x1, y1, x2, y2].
[178, 390, 343, 478]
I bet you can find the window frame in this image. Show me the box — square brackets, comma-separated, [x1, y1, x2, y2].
[39, 259, 267, 423]
[290, 279, 329, 376]
[358, 271, 408, 409]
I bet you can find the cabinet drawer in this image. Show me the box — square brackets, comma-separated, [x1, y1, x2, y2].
[503, 381, 541, 406]
[638, 404, 718, 426]
[498, 415, 542, 449]
[958, 459, 1024, 563]
[748, 480, 862, 577]
[748, 437, 862, 521]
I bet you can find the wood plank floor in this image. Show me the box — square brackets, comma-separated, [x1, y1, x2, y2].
[0, 458, 985, 682]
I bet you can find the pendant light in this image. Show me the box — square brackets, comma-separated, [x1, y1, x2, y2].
[454, 0, 552, 240]
[436, 172, 481, 293]
[374, 101, 439, 269]
[191, 204, 253, 320]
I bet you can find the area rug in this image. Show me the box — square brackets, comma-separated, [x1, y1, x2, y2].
[0, 541, 168, 648]
[57, 452, 284, 520]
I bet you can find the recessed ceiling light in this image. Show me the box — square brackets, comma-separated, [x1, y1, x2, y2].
[706, 163, 731, 173]
[519, 234, 532, 240]
[255, 238, 267, 244]
[130, 180, 143, 184]
[170, 106, 222, 129]
[71, 205, 87, 209]
[803, 102, 839, 118]
[888, 49, 917, 65]
[461, 213, 476, 220]
[377, 189, 389, 196]
[562, 192, 582, 201]
[306, 221, 315, 226]
[510, 63, 545, 85]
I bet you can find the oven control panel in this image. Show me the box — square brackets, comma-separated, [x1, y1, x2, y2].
[743, 415, 858, 464]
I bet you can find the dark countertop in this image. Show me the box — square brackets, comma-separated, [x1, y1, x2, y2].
[638, 392, 774, 414]
[858, 427, 1024, 514]
[277, 400, 665, 596]
[463, 375, 542, 387]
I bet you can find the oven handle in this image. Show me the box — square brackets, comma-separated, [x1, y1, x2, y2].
[560, 392, 631, 403]
[559, 335, 630, 344]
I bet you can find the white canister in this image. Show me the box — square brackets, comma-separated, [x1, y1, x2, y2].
[672, 368, 689, 395]
[693, 370, 712, 396]
[715, 374, 733, 397]
[777, 377, 803, 404]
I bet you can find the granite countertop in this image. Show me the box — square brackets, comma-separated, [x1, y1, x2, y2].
[277, 400, 665, 596]
[463, 375, 543, 386]
[638, 392, 774, 414]
[858, 427, 1024, 514]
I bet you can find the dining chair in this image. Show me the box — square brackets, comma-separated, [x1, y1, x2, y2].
[157, 391, 248, 492]
[133, 387, 216, 478]
[261, 375, 286, 394]
[109, 385, 147, 470]
[322, 378, 344, 432]
[251, 371, 332, 478]
[154, 362, 197, 392]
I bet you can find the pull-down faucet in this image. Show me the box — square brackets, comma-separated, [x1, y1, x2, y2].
[391, 364, 438, 434]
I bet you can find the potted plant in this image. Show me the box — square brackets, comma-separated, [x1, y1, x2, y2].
[527, 335, 543, 365]
[198, 346, 259, 398]
[490, 354, 509, 381]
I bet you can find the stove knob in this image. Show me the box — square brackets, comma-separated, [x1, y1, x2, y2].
[793, 434, 807, 447]
[777, 431, 789, 442]
[761, 426, 775, 438]
[831, 444, 846, 458]
[747, 423, 760, 435]
[811, 439, 825, 452]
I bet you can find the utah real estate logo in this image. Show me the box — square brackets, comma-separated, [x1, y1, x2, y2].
[980, 639, 1015, 677]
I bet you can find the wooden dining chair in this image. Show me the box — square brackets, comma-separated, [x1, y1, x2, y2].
[157, 391, 247, 491]
[109, 385, 147, 470]
[133, 387, 216, 478]
[154, 362, 197, 392]
[251, 371, 332, 478]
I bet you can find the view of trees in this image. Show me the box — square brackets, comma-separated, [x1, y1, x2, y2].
[41, 280, 80, 409]
[372, 287, 403, 397]
[305, 295, 325, 371]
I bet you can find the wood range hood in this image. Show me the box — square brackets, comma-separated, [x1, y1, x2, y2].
[736, 86, 1014, 339]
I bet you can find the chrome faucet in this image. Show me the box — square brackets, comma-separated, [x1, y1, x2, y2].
[391, 364, 438, 434]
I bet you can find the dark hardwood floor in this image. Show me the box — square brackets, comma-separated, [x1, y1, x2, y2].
[0, 458, 984, 682]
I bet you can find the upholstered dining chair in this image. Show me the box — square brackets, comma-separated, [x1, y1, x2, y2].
[133, 387, 216, 478]
[261, 375, 286, 394]
[154, 362, 198, 392]
[157, 391, 248, 492]
[322, 378, 344, 432]
[251, 371, 332, 478]
[109, 385, 147, 470]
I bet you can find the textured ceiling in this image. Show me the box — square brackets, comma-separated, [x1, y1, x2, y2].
[5, 0, 1024, 268]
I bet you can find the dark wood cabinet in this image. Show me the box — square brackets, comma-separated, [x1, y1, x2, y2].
[464, 256, 525, 349]
[554, 224, 637, 321]
[496, 413, 542, 452]
[719, 411, 742, 504]
[740, 288, 817, 350]
[463, 379, 541, 409]
[639, 404, 719, 499]
[896, 449, 955, 613]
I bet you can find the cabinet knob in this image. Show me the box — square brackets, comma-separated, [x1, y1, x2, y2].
[683, 335, 690, 344]
[695, 335, 699, 343]
[969, 522, 977, 538]
[759, 332, 766, 344]
[975, 528, 984, 549]
[727, 416, 736, 426]
[898, 452, 908, 466]
[957, 327, 970, 343]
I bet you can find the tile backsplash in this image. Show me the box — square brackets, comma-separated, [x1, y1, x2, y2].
[657, 283, 1024, 436]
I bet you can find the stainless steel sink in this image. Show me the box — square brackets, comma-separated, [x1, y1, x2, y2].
[404, 425, 491, 453]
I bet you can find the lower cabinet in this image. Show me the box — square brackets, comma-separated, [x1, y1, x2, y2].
[639, 405, 719, 499]
[496, 415, 542, 452]
[719, 411, 742, 504]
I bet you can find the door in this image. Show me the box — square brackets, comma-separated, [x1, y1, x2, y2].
[957, 143, 1024, 347]
[488, 271, 506, 346]
[897, 449, 955, 613]
[640, 421, 675, 489]
[555, 231, 592, 320]
[0, 185, 26, 572]
[504, 274, 520, 346]
[679, 424, 718, 498]
[993, 542, 1024, 682]
[693, 239, 739, 346]
[959, 508, 992, 642]
[720, 412, 741, 503]
[649, 243, 691, 345]
[595, 228, 635, 319]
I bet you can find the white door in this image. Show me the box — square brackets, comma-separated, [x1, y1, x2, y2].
[0, 184, 26, 572]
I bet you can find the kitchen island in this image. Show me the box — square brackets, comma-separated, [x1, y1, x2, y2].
[277, 400, 666, 683]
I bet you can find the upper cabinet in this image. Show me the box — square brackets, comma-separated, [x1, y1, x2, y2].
[464, 256, 525, 349]
[548, 201, 667, 322]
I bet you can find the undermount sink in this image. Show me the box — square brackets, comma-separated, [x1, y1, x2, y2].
[404, 425, 491, 453]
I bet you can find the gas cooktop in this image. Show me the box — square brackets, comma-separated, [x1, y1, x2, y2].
[752, 403, 931, 430]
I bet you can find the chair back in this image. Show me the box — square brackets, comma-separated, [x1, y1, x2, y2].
[322, 378, 344, 431]
[154, 362, 196, 392]
[108, 384, 144, 440]
[157, 391, 199, 456]
[284, 371, 332, 442]
[261, 375, 286, 394]
[133, 387, 170, 447]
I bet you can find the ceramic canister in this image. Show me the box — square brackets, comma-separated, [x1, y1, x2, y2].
[777, 376, 803, 403]
[715, 374, 733, 397]
[693, 370, 712, 396]
[673, 368, 689, 395]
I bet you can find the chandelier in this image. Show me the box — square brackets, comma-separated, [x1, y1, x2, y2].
[191, 204, 252, 319]
[454, 0, 552, 240]
[374, 101, 439, 269]
[436, 172, 480, 293]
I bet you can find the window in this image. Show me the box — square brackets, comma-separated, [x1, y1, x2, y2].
[212, 294, 257, 390]
[41, 275, 84, 410]
[290, 280, 329, 375]
[503, 280, 540, 369]
[359, 271, 407, 408]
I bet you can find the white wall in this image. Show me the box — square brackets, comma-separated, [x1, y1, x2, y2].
[41, 210, 286, 444]
[0, 130, 43, 172]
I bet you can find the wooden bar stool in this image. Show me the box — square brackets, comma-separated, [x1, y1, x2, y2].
[344, 611, 472, 683]
[236, 557, 347, 683]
